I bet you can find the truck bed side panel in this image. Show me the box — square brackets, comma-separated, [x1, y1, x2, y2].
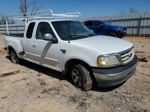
[5, 36, 24, 57]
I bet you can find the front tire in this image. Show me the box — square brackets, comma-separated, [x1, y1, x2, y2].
[70, 64, 93, 91]
[9, 49, 19, 64]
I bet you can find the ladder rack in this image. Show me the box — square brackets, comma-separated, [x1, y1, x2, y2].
[5, 9, 81, 21]
[2, 9, 81, 35]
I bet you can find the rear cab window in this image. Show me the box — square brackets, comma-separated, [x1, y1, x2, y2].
[26, 22, 35, 39]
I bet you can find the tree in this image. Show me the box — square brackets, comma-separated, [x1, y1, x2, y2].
[19, 0, 41, 17]
[19, 0, 27, 16]
[129, 8, 138, 14]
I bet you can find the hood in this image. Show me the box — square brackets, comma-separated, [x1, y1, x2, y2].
[71, 35, 133, 55]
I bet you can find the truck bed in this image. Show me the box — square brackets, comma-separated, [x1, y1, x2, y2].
[5, 35, 24, 56]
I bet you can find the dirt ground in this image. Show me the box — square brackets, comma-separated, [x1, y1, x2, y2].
[0, 34, 150, 112]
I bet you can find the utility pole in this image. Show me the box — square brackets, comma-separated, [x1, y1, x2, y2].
[19, 0, 41, 17]
[24, 0, 27, 17]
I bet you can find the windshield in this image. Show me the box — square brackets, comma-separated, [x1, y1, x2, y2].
[52, 21, 96, 40]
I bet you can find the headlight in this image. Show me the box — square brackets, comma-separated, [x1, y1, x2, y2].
[97, 55, 120, 67]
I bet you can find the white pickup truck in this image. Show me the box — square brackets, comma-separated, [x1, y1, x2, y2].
[4, 18, 138, 90]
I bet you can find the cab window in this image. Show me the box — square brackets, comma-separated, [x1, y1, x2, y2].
[36, 22, 55, 40]
[26, 22, 35, 39]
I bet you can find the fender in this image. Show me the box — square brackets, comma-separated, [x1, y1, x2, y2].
[5, 36, 24, 57]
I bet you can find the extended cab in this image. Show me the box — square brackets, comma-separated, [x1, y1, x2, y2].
[4, 14, 137, 91]
[84, 20, 127, 38]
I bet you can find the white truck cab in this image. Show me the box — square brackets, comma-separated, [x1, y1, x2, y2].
[3, 10, 137, 90]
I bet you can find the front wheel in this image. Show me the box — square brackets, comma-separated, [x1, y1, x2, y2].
[70, 64, 93, 91]
[9, 49, 19, 64]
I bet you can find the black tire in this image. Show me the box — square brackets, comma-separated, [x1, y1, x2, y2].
[9, 49, 19, 64]
[108, 32, 118, 37]
[69, 64, 93, 91]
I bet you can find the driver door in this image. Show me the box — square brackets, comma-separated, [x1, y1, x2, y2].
[29, 22, 60, 71]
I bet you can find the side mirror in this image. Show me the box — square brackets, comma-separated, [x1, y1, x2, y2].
[43, 33, 57, 43]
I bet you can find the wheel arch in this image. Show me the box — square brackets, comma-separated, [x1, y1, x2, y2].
[8, 46, 16, 54]
[65, 59, 91, 72]
[64, 59, 96, 84]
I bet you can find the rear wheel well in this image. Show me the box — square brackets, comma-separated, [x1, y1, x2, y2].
[8, 46, 15, 54]
[8, 46, 20, 64]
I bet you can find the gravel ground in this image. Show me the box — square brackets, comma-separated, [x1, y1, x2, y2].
[0, 34, 150, 112]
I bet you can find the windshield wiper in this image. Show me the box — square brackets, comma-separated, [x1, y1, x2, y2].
[87, 33, 97, 36]
[64, 34, 82, 41]
[70, 34, 82, 37]
[66, 34, 95, 40]
[71, 34, 95, 37]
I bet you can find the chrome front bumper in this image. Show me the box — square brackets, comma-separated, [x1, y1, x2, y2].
[92, 55, 138, 87]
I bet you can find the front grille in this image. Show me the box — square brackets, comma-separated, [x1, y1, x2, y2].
[120, 48, 134, 64]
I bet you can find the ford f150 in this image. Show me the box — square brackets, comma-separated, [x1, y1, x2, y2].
[3, 10, 137, 91]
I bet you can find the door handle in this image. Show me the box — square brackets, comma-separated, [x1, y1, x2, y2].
[32, 45, 36, 48]
[60, 49, 66, 54]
